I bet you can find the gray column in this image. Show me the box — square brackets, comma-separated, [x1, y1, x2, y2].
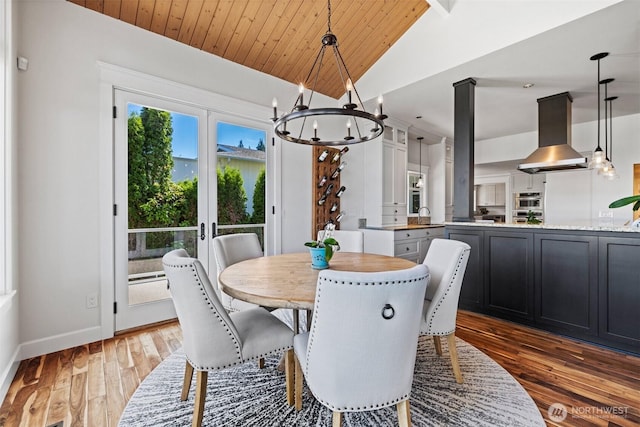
[452, 78, 476, 222]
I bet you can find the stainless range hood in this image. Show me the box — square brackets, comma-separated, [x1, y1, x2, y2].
[518, 92, 587, 174]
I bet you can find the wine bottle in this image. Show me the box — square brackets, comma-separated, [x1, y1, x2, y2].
[317, 194, 327, 205]
[317, 149, 329, 162]
[335, 211, 346, 222]
[330, 146, 349, 163]
[324, 183, 334, 196]
[335, 186, 346, 197]
[330, 202, 339, 213]
[317, 175, 327, 187]
[330, 162, 346, 180]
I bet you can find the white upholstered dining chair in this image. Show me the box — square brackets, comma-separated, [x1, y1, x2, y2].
[212, 232, 264, 312]
[316, 229, 364, 253]
[293, 264, 430, 427]
[162, 249, 294, 427]
[420, 238, 471, 384]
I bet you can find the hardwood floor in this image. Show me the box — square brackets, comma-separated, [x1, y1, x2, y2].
[0, 311, 638, 427]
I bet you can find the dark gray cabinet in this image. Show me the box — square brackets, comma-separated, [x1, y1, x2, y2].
[445, 224, 640, 355]
[446, 229, 483, 310]
[598, 237, 640, 349]
[535, 234, 598, 336]
[485, 231, 534, 320]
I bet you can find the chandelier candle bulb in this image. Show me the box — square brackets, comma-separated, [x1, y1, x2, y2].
[298, 83, 304, 108]
[345, 120, 354, 141]
[272, 98, 278, 121]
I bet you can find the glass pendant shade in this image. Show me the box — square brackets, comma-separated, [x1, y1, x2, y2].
[588, 147, 605, 169]
[416, 177, 424, 188]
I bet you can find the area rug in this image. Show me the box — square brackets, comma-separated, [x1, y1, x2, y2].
[119, 317, 544, 426]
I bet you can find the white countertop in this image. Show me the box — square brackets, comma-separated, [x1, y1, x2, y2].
[445, 221, 640, 233]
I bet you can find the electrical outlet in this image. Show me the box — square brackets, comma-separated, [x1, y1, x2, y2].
[86, 292, 98, 309]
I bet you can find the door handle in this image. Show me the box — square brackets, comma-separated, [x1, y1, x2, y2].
[211, 222, 217, 239]
[200, 223, 205, 240]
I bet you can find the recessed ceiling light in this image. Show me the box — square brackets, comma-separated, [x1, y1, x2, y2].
[523, 83, 535, 89]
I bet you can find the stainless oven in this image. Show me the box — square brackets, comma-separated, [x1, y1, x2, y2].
[514, 192, 543, 210]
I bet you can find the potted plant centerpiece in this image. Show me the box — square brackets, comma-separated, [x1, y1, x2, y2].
[305, 224, 340, 269]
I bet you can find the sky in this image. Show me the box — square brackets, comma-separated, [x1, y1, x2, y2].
[127, 104, 266, 159]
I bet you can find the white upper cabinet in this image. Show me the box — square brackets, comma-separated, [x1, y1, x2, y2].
[512, 173, 546, 193]
[363, 120, 409, 227]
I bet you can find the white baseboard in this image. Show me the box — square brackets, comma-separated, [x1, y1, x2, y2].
[0, 348, 19, 405]
[18, 326, 104, 361]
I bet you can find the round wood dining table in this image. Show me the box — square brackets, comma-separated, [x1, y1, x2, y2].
[218, 252, 416, 311]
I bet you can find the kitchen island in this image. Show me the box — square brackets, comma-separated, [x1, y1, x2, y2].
[362, 224, 445, 263]
[445, 222, 639, 355]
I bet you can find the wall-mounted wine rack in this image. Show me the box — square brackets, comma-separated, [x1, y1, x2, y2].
[311, 146, 347, 239]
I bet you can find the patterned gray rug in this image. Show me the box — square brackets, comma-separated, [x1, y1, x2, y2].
[118, 318, 544, 426]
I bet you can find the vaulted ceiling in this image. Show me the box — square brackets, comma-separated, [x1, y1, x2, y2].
[67, 0, 429, 99]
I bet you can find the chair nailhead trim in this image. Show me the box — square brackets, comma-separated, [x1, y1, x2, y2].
[425, 248, 470, 335]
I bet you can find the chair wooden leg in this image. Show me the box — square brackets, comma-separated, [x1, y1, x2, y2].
[285, 349, 294, 406]
[332, 411, 342, 427]
[258, 357, 265, 369]
[294, 353, 303, 411]
[181, 360, 194, 401]
[192, 370, 208, 427]
[397, 399, 412, 427]
[446, 332, 463, 383]
[433, 336, 443, 356]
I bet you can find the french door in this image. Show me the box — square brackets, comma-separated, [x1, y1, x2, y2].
[114, 90, 213, 331]
[113, 89, 270, 332]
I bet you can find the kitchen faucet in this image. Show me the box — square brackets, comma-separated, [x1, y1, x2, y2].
[418, 206, 431, 225]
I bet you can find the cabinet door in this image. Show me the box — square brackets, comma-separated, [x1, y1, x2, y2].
[535, 233, 598, 336]
[394, 144, 407, 205]
[485, 231, 534, 320]
[477, 184, 495, 206]
[446, 228, 483, 311]
[598, 237, 640, 349]
[382, 142, 395, 205]
[495, 183, 506, 205]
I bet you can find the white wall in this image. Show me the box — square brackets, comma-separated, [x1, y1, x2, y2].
[358, 0, 621, 101]
[476, 114, 640, 226]
[15, 0, 313, 357]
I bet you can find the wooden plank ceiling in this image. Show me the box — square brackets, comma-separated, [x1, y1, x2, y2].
[67, 0, 429, 99]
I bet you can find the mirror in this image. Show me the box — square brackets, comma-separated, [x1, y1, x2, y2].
[407, 170, 427, 216]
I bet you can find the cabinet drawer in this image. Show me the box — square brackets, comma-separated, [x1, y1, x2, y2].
[382, 206, 404, 216]
[394, 229, 425, 241]
[395, 240, 418, 255]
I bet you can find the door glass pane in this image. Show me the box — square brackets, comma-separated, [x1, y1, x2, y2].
[127, 104, 199, 305]
[216, 122, 267, 247]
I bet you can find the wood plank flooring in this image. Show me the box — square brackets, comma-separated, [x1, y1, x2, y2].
[0, 311, 638, 427]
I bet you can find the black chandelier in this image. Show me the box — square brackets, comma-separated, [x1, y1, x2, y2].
[271, 0, 386, 146]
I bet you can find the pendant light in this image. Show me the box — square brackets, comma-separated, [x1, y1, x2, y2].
[588, 52, 608, 169]
[271, 0, 385, 146]
[416, 137, 424, 188]
[598, 78, 615, 177]
[604, 94, 619, 180]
